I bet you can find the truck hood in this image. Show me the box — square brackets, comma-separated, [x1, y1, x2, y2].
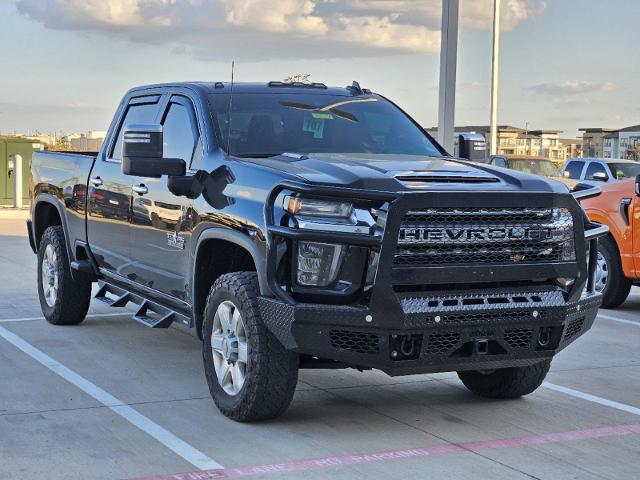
[240, 153, 568, 193]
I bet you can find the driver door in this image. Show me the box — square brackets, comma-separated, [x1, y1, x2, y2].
[128, 95, 201, 302]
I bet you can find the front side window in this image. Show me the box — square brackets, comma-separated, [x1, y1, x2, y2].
[162, 102, 197, 163]
[584, 162, 608, 180]
[209, 93, 443, 158]
[111, 102, 159, 161]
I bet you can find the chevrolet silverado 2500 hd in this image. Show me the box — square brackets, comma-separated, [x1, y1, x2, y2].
[28, 81, 606, 421]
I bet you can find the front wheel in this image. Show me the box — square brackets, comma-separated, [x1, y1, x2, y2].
[596, 236, 631, 308]
[37, 226, 92, 325]
[457, 360, 551, 399]
[202, 272, 298, 422]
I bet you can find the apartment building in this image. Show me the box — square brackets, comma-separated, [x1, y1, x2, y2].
[602, 125, 640, 160]
[579, 127, 616, 158]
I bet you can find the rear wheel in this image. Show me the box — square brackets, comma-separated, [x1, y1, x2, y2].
[596, 236, 631, 308]
[457, 360, 551, 399]
[202, 272, 298, 421]
[37, 226, 92, 325]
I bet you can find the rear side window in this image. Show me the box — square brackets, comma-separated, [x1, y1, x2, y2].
[162, 102, 197, 164]
[584, 162, 607, 180]
[564, 161, 584, 179]
[111, 102, 159, 161]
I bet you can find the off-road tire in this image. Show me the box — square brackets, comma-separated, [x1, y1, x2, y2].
[202, 272, 298, 421]
[457, 360, 551, 399]
[598, 236, 632, 308]
[37, 226, 92, 325]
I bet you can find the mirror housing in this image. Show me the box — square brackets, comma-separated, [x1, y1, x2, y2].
[636, 174, 640, 196]
[592, 171, 608, 182]
[122, 125, 186, 178]
[562, 171, 571, 178]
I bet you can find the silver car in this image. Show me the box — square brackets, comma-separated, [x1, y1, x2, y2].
[561, 157, 640, 186]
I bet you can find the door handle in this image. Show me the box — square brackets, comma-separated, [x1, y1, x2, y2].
[89, 177, 103, 187]
[133, 184, 148, 195]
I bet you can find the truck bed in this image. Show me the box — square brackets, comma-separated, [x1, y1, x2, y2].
[30, 150, 97, 253]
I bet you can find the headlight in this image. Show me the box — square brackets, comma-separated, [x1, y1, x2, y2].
[284, 196, 354, 219]
[296, 241, 345, 286]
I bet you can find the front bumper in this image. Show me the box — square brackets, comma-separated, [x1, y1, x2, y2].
[261, 184, 607, 375]
[259, 290, 601, 375]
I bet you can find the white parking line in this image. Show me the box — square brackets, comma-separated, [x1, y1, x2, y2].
[544, 382, 640, 416]
[0, 325, 223, 471]
[0, 312, 131, 323]
[597, 313, 640, 327]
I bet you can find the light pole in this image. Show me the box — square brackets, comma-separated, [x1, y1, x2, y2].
[437, 0, 459, 154]
[489, 0, 501, 155]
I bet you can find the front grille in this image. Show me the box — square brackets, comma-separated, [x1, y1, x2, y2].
[329, 330, 379, 354]
[395, 207, 574, 267]
[504, 328, 534, 349]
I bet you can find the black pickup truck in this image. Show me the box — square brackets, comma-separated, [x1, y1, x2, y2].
[28, 81, 606, 421]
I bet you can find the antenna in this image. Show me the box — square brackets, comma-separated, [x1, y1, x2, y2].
[226, 60, 235, 156]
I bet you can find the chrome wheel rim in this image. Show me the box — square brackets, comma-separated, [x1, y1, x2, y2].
[41, 244, 59, 307]
[594, 251, 608, 294]
[211, 300, 248, 396]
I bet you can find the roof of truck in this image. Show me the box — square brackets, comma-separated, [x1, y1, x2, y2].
[129, 81, 372, 97]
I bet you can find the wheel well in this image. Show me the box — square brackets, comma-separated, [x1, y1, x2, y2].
[33, 202, 62, 250]
[194, 239, 257, 339]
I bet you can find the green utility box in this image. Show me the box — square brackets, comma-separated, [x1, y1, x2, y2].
[0, 137, 42, 205]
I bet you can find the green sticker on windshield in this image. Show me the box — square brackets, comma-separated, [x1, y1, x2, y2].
[311, 112, 334, 120]
[303, 115, 325, 139]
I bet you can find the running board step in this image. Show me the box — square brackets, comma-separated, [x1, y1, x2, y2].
[94, 281, 183, 328]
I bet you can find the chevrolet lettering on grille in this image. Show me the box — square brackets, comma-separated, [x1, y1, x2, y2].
[398, 226, 555, 244]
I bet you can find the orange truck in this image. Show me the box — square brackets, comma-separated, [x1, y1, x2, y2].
[581, 175, 640, 307]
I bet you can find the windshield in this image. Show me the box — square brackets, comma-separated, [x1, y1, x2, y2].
[509, 159, 561, 177]
[609, 162, 640, 179]
[209, 93, 442, 157]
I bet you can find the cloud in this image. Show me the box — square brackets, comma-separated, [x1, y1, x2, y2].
[526, 81, 618, 96]
[15, 0, 545, 60]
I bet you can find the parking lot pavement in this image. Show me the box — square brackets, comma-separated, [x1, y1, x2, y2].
[1, 217, 639, 480]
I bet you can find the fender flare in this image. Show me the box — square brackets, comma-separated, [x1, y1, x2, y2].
[32, 193, 75, 264]
[190, 227, 269, 337]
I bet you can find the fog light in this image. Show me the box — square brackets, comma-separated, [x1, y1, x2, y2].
[297, 241, 344, 287]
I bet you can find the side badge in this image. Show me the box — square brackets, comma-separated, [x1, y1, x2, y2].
[167, 231, 185, 250]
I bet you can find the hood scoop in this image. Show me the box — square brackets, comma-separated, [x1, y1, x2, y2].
[395, 171, 500, 185]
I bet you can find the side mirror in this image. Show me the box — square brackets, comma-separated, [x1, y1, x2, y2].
[121, 125, 186, 178]
[636, 174, 640, 196]
[563, 171, 571, 178]
[592, 171, 609, 182]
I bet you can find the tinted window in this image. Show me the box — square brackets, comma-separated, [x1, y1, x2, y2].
[608, 162, 640, 180]
[162, 102, 197, 162]
[209, 93, 442, 157]
[584, 162, 608, 180]
[564, 161, 584, 179]
[491, 156, 508, 168]
[111, 103, 159, 161]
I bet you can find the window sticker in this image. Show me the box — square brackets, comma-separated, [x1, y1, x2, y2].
[311, 112, 334, 120]
[303, 115, 326, 139]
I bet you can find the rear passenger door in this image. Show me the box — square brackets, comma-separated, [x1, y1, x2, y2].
[128, 95, 201, 301]
[87, 95, 161, 277]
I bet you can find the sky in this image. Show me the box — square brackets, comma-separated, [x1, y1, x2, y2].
[0, 0, 638, 139]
